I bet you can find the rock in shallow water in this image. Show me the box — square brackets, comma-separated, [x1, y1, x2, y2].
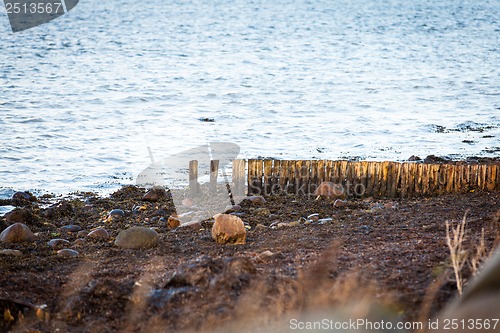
[12, 191, 36, 205]
[211, 214, 246, 245]
[0, 223, 35, 243]
[114, 227, 159, 249]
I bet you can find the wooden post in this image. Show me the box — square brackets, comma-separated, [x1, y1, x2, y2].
[366, 162, 375, 197]
[388, 162, 399, 197]
[263, 159, 273, 195]
[272, 160, 281, 194]
[303, 160, 311, 195]
[486, 164, 497, 191]
[359, 161, 369, 197]
[288, 160, 296, 194]
[399, 163, 409, 198]
[294, 160, 303, 196]
[209, 160, 219, 193]
[279, 160, 288, 194]
[479, 165, 487, 191]
[317, 160, 325, 185]
[310, 161, 319, 188]
[325, 160, 333, 183]
[421, 163, 430, 196]
[247, 159, 258, 195]
[189, 160, 199, 196]
[232, 159, 245, 197]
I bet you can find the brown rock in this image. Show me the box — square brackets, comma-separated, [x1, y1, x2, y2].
[211, 214, 246, 245]
[167, 215, 181, 229]
[77, 230, 89, 238]
[181, 198, 194, 207]
[0, 249, 23, 257]
[87, 228, 109, 240]
[114, 227, 159, 249]
[12, 191, 36, 205]
[57, 249, 79, 257]
[0, 223, 35, 243]
[142, 187, 166, 202]
[47, 238, 71, 248]
[333, 199, 348, 208]
[307, 213, 320, 222]
[73, 238, 86, 247]
[60, 224, 83, 233]
[4, 209, 35, 224]
[243, 196, 267, 205]
[225, 204, 241, 213]
[313, 181, 346, 199]
[180, 221, 202, 230]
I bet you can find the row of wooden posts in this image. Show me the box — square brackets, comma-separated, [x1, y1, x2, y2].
[188, 159, 499, 198]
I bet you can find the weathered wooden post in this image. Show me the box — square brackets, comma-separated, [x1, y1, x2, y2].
[189, 160, 200, 196]
[210, 160, 219, 193]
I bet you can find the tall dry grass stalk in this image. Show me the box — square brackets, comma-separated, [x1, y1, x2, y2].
[445, 211, 468, 296]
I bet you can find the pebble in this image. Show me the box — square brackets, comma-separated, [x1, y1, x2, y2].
[114, 227, 159, 249]
[77, 230, 89, 238]
[307, 213, 320, 222]
[333, 199, 348, 208]
[242, 196, 267, 205]
[60, 225, 82, 233]
[181, 198, 194, 207]
[253, 208, 271, 216]
[254, 224, 267, 230]
[224, 204, 241, 213]
[313, 181, 346, 199]
[256, 250, 276, 262]
[317, 218, 334, 225]
[107, 209, 126, 221]
[384, 202, 398, 209]
[87, 228, 109, 240]
[289, 221, 301, 227]
[0, 223, 35, 243]
[211, 214, 246, 245]
[167, 215, 181, 229]
[57, 249, 79, 257]
[179, 221, 202, 230]
[4, 209, 34, 224]
[142, 187, 166, 202]
[47, 238, 71, 248]
[0, 249, 23, 257]
[74, 238, 86, 246]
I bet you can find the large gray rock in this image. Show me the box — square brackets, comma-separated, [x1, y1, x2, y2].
[115, 227, 159, 249]
[0, 223, 35, 243]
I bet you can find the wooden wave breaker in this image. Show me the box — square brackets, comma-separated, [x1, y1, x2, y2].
[189, 159, 499, 198]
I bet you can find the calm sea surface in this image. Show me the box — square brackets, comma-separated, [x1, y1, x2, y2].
[0, 0, 499, 198]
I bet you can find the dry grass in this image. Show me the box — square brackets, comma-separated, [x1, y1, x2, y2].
[445, 211, 469, 296]
[445, 210, 500, 296]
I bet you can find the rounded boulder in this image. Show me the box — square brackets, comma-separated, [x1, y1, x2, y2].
[0, 223, 35, 243]
[115, 227, 159, 249]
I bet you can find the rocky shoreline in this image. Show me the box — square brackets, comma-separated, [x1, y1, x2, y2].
[0, 185, 499, 332]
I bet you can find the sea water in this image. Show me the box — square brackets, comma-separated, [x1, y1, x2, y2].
[0, 0, 499, 198]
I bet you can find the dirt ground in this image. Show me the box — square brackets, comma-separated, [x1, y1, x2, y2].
[0, 186, 499, 333]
